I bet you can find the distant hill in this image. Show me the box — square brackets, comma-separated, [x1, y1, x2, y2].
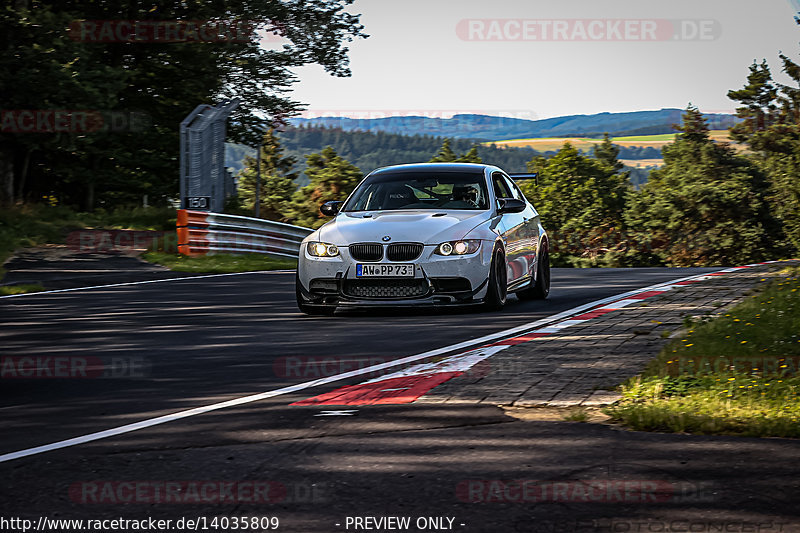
[278, 126, 542, 175]
[290, 109, 738, 141]
[224, 122, 692, 190]
[226, 126, 544, 187]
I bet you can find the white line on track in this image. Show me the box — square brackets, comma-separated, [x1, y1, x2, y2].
[0, 270, 295, 299]
[0, 266, 755, 463]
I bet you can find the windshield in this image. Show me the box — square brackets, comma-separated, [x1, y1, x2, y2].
[343, 171, 489, 212]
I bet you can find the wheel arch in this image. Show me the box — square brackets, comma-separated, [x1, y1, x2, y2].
[491, 236, 506, 257]
[538, 229, 549, 252]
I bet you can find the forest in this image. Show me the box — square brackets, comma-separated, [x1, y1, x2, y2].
[225, 126, 662, 187]
[2, 2, 799, 268]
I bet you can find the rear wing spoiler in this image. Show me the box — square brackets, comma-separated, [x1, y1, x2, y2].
[508, 172, 538, 186]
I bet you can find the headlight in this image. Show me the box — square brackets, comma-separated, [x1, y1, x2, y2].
[307, 241, 340, 257]
[435, 240, 480, 256]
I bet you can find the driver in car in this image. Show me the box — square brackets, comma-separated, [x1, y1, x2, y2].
[452, 185, 479, 208]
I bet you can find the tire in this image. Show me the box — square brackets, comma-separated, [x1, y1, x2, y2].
[482, 248, 508, 311]
[516, 244, 550, 301]
[530, 244, 552, 299]
[296, 273, 336, 316]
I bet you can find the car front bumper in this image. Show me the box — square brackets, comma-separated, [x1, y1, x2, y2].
[297, 241, 494, 308]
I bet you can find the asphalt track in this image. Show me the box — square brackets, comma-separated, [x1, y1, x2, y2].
[0, 267, 717, 456]
[7, 266, 799, 532]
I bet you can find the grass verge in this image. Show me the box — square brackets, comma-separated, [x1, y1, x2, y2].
[604, 266, 800, 438]
[0, 283, 45, 296]
[0, 204, 175, 276]
[143, 252, 297, 274]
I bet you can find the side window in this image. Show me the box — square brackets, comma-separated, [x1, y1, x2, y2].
[502, 176, 524, 201]
[491, 172, 512, 199]
[505, 175, 539, 214]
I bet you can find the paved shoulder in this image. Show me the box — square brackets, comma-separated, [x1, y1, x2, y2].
[418, 261, 797, 406]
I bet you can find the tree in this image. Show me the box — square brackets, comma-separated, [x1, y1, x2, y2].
[429, 138, 458, 162]
[520, 142, 627, 233]
[237, 129, 297, 222]
[290, 146, 362, 228]
[727, 60, 778, 149]
[456, 145, 482, 163]
[727, 52, 800, 252]
[624, 106, 782, 266]
[270, 127, 538, 177]
[0, 3, 129, 207]
[593, 133, 624, 173]
[517, 142, 631, 266]
[591, 132, 630, 221]
[429, 139, 484, 163]
[778, 52, 800, 125]
[0, 0, 366, 208]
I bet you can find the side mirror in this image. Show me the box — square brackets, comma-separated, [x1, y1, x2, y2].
[320, 201, 343, 216]
[497, 198, 526, 214]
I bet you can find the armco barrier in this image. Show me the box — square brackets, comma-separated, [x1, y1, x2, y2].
[176, 210, 313, 258]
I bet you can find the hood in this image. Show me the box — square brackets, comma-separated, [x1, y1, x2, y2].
[318, 210, 492, 245]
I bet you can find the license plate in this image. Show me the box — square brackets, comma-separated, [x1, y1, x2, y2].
[356, 264, 415, 277]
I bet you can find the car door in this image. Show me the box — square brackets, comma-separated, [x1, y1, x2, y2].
[491, 171, 527, 284]
[503, 175, 539, 280]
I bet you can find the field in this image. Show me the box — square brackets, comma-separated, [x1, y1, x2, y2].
[489, 130, 736, 153]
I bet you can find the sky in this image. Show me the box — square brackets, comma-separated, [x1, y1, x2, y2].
[284, 0, 800, 121]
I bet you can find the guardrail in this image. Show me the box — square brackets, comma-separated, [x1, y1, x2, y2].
[176, 210, 313, 258]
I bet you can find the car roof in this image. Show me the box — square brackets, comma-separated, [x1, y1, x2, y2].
[369, 162, 498, 175]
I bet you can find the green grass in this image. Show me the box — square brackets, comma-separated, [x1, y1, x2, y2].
[562, 407, 590, 422]
[646, 269, 800, 371]
[143, 251, 297, 274]
[1, 205, 77, 272]
[605, 266, 800, 438]
[606, 374, 800, 437]
[0, 283, 45, 296]
[0, 204, 175, 276]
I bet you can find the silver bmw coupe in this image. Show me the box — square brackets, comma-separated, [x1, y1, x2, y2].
[296, 162, 549, 315]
